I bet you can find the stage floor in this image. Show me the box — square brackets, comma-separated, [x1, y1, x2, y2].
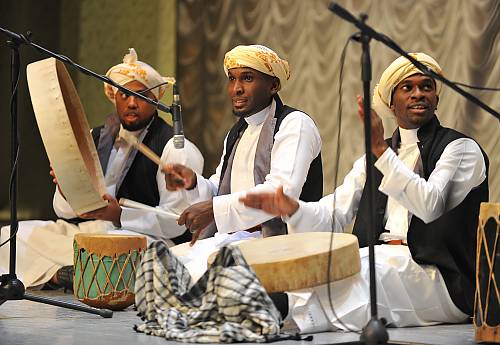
[0, 290, 478, 345]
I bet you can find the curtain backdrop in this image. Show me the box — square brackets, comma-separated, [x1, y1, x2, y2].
[177, 0, 500, 202]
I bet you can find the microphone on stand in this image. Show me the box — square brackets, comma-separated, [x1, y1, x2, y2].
[172, 83, 185, 149]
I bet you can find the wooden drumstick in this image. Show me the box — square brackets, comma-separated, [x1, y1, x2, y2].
[119, 198, 179, 218]
[119, 131, 162, 166]
[119, 130, 185, 186]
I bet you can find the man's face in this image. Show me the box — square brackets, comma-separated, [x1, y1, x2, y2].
[114, 80, 157, 131]
[226, 67, 279, 117]
[390, 74, 438, 129]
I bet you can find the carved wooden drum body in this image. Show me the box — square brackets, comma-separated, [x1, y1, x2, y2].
[26, 57, 106, 214]
[73, 233, 147, 311]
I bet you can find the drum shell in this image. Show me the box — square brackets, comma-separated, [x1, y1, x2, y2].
[474, 202, 500, 343]
[73, 234, 147, 311]
[174, 232, 361, 293]
[26, 57, 107, 215]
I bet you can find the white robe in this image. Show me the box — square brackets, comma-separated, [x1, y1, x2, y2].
[184, 99, 322, 234]
[285, 128, 487, 332]
[0, 130, 204, 288]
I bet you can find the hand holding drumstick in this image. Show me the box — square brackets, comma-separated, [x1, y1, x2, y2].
[119, 131, 196, 191]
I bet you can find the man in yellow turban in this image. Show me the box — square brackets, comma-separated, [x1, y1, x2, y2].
[372, 52, 443, 119]
[162, 44, 323, 245]
[0, 49, 204, 290]
[240, 53, 489, 332]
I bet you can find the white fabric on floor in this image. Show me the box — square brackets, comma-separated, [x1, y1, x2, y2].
[288, 244, 468, 333]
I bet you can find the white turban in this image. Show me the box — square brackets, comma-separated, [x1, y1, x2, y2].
[223, 45, 290, 91]
[104, 48, 175, 103]
[372, 53, 443, 118]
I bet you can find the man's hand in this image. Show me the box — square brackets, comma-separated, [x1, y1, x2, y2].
[49, 167, 66, 199]
[80, 194, 122, 227]
[177, 200, 214, 246]
[356, 95, 389, 158]
[161, 163, 196, 191]
[239, 186, 299, 217]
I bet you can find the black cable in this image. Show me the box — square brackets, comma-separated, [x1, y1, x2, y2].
[139, 80, 175, 94]
[325, 33, 361, 334]
[0, 61, 21, 249]
[451, 82, 500, 92]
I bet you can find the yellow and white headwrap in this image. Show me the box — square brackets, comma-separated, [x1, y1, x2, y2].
[223, 45, 291, 91]
[104, 48, 175, 103]
[372, 52, 443, 118]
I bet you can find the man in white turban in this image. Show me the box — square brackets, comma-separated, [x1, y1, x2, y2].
[161, 44, 322, 245]
[0, 49, 204, 290]
[103, 48, 174, 105]
[240, 53, 489, 332]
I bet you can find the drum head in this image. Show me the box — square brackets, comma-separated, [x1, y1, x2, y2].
[27, 58, 106, 214]
[172, 232, 361, 293]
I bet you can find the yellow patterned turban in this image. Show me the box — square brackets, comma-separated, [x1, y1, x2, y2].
[223, 45, 291, 91]
[104, 48, 175, 103]
[372, 52, 443, 118]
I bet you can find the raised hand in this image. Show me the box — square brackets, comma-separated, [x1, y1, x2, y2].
[356, 95, 388, 158]
[161, 163, 196, 191]
[239, 186, 299, 217]
[80, 194, 122, 227]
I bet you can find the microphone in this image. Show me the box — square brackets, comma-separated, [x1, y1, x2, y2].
[328, 1, 358, 25]
[172, 83, 185, 149]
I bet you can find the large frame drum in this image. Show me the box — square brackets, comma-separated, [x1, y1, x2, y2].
[173, 232, 361, 293]
[26, 57, 107, 214]
[73, 234, 147, 311]
[474, 202, 500, 343]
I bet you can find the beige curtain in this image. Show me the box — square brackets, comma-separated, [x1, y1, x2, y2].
[177, 0, 500, 202]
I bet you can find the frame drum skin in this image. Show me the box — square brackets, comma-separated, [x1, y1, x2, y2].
[173, 232, 361, 293]
[27, 57, 106, 214]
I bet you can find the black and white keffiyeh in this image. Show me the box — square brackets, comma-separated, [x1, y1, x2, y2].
[134, 240, 282, 343]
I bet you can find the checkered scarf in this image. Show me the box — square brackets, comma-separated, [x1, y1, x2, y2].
[134, 241, 282, 343]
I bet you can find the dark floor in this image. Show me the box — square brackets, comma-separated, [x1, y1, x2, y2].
[0, 290, 481, 345]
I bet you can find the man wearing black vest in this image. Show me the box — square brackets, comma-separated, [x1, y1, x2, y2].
[240, 53, 489, 332]
[163, 44, 323, 245]
[56, 48, 203, 243]
[0, 49, 203, 289]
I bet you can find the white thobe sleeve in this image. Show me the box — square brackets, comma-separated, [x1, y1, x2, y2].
[53, 187, 77, 219]
[374, 138, 486, 223]
[213, 111, 322, 234]
[119, 137, 204, 239]
[286, 154, 367, 233]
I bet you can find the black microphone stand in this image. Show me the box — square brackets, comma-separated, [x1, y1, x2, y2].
[326, 2, 499, 344]
[0, 29, 112, 318]
[0, 26, 174, 317]
[357, 15, 391, 344]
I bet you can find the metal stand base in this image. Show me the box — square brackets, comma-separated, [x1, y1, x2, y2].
[0, 29, 112, 319]
[0, 274, 112, 318]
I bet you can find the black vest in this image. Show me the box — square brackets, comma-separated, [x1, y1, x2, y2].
[352, 116, 489, 315]
[91, 114, 173, 207]
[220, 95, 323, 203]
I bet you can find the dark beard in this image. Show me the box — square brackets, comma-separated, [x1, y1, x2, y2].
[121, 120, 150, 131]
[232, 109, 248, 118]
[120, 113, 156, 131]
